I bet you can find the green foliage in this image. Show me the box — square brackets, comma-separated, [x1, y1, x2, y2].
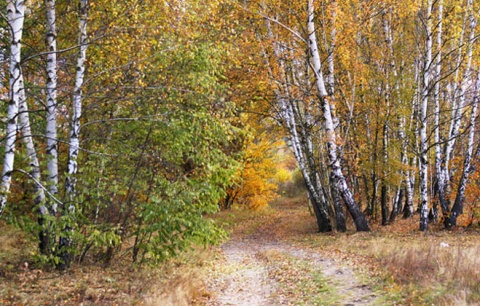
[0, 0, 243, 267]
[69, 23, 240, 264]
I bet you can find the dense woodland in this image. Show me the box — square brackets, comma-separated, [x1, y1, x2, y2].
[1, 0, 480, 269]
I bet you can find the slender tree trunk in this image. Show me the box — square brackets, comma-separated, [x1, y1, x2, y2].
[308, 0, 369, 231]
[433, 0, 447, 220]
[362, 95, 374, 216]
[285, 101, 332, 232]
[404, 161, 415, 218]
[260, 15, 332, 232]
[381, 121, 389, 225]
[398, 116, 413, 220]
[59, 0, 89, 269]
[406, 60, 421, 218]
[330, 173, 346, 232]
[0, 30, 5, 98]
[419, 0, 433, 231]
[65, 0, 88, 198]
[0, 0, 26, 217]
[321, 0, 344, 231]
[326, 0, 336, 95]
[390, 186, 404, 223]
[18, 80, 52, 254]
[380, 8, 395, 226]
[381, 183, 389, 224]
[45, 0, 58, 199]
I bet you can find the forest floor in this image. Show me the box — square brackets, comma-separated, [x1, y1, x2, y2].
[2, 195, 480, 305]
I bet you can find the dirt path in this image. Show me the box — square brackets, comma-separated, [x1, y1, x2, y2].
[204, 219, 378, 306]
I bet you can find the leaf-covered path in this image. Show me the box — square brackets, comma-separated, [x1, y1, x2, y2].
[203, 208, 378, 305]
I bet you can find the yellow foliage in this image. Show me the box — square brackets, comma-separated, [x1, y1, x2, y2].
[275, 168, 292, 184]
[227, 138, 281, 210]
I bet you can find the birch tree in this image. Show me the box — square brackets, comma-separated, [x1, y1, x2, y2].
[418, 0, 433, 231]
[448, 71, 480, 227]
[322, 0, 347, 231]
[45, 0, 58, 200]
[251, 1, 336, 232]
[307, 0, 369, 231]
[432, 0, 444, 222]
[60, 0, 89, 268]
[0, 0, 26, 217]
[65, 0, 88, 198]
[265, 32, 333, 232]
[381, 9, 393, 225]
[18, 80, 51, 254]
[435, 0, 468, 222]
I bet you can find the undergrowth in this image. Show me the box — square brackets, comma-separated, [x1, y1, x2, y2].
[0, 221, 216, 305]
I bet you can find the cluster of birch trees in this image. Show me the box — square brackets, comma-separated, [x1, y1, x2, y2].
[0, 0, 243, 268]
[0, 0, 88, 267]
[245, 0, 480, 232]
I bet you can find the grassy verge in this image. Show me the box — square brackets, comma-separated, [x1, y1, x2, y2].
[0, 221, 216, 305]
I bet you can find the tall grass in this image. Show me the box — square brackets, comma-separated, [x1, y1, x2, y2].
[377, 241, 480, 304]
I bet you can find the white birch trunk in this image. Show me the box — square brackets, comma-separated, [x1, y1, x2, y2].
[0, 1, 26, 217]
[400, 116, 415, 218]
[433, 0, 447, 217]
[381, 11, 394, 225]
[308, 0, 369, 231]
[408, 58, 422, 215]
[60, 0, 88, 269]
[0, 29, 5, 99]
[262, 14, 333, 231]
[18, 81, 47, 212]
[446, 2, 477, 227]
[419, 0, 433, 231]
[18, 77, 54, 253]
[284, 99, 332, 231]
[326, 0, 336, 96]
[66, 0, 88, 198]
[45, 0, 58, 196]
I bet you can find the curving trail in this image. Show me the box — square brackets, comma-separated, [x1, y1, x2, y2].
[204, 214, 377, 306]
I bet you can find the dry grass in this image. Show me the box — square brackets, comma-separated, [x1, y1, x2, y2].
[0, 221, 216, 305]
[143, 266, 204, 306]
[372, 232, 480, 305]
[247, 196, 480, 305]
